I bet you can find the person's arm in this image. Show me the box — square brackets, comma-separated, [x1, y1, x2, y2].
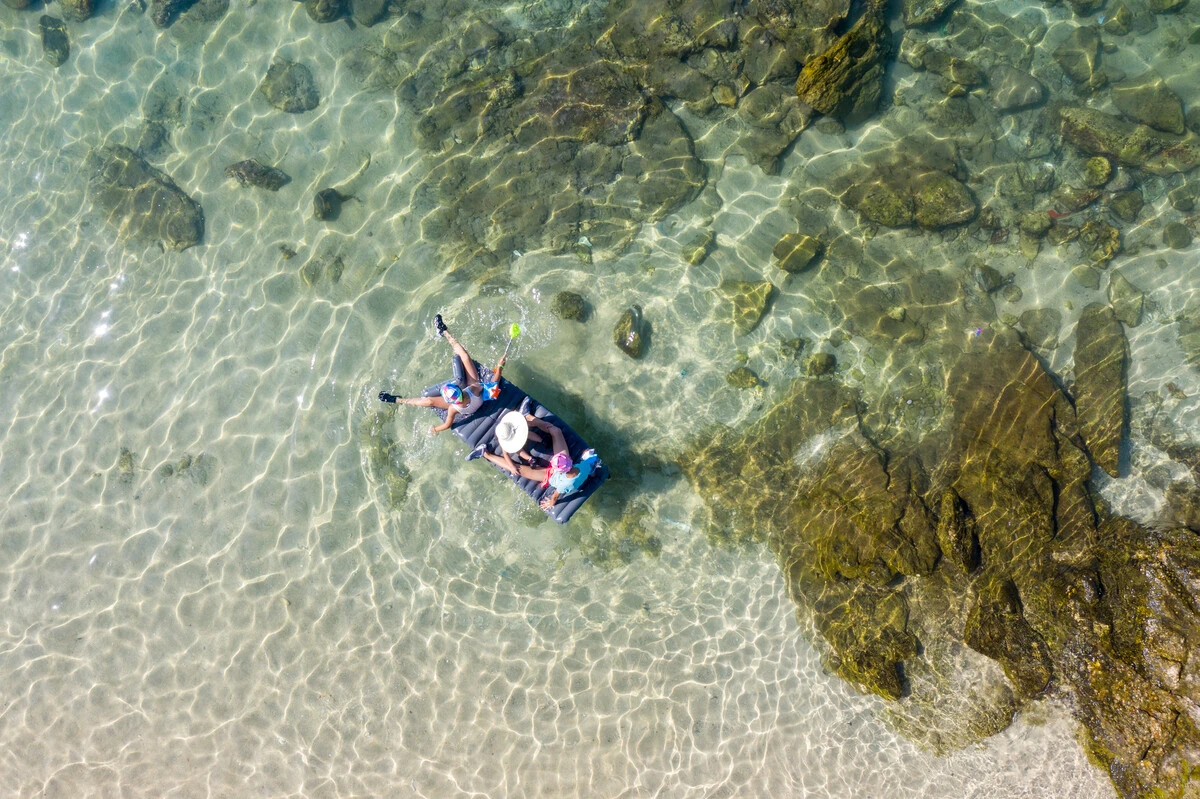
[527, 416, 568, 455]
[431, 406, 457, 433]
[539, 489, 560, 510]
[492, 355, 506, 382]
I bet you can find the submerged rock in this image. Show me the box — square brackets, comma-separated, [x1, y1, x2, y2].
[912, 171, 977, 229]
[684, 331, 1200, 798]
[550, 291, 587, 322]
[313, 188, 349, 221]
[259, 60, 320, 114]
[1109, 188, 1144, 221]
[1073, 304, 1128, 477]
[1107, 272, 1145, 327]
[794, 4, 890, 126]
[1053, 26, 1105, 89]
[773, 233, 822, 274]
[935, 488, 978, 573]
[304, 0, 342, 22]
[350, 0, 386, 26]
[719, 280, 775, 335]
[224, 159, 290, 190]
[39, 16, 69, 67]
[1163, 221, 1193, 249]
[726, 366, 760, 389]
[1059, 106, 1200, 175]
[805, 351, 836, 375]
[963, 576, 1052, 698]
[902, 0, 957, 26]
[1112, 77, 1185, 135]
[87, 145, 204, 251]
[150, 0, 196, 27]
[2, 0, 32, 7]
[1018, 307, 1061, 349]
[59, 0, 91, 21]
[1080, 156, 1112, 187]
[613, 305, 646, 358]
[989, 65, 1045, 112]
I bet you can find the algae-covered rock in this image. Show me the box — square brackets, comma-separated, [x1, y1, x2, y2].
[1073, 304, 1128, 477]
[964, 575, 1052, 698]
[902, 0, 957, 26]
[613, 305, 646, 358]
[681, 229, 715, 265]
[936, 488, 979, 573]
[1018, 210, 1053, 237]
[773, 233, 822, 274]
[1163, 221, 1193, 249]
[990, 65, 1045, 112]
[816, 583, 918, 700]
[39, 15, 69, 67]
[1080, 156, 1112, 187]
[921, 48, 984, 87]
[224, 159, 290, 190]
[912, 172, 978, 229]
[350, 0, 386, 25]
[550, 291, 587, 322]
[1109, 188, 1144, 221]
[795, 5, 890, 126]
[304, 0, 342, 22]
[87, 145, 204, 251]
[1059, 106, 1200, 175]
[1102, 1, 1132, 33]
[1107, 271, 1144, 327]
[149, 0, 193, 27]
[719, 280, 775, 335]
[1053, 26, 1104, 89]
[726, 366, 760, 388]
[856, 182, 915, 227]
[806, 352, 836, 375]
[1112, 77, 1185, 135]
[58, 0, 91, 20]
[1079, 219, 1121, 264]
[259, 60, 320, 114]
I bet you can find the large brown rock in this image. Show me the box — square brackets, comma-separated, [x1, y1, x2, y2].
[87, 145, 204, 251]
[1073, 304, 1128, 477]
[795, 4, 890, 126]
[1059, 106, 1200, 175]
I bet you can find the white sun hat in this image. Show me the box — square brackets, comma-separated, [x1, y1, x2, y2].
[495, 410, 529, 453]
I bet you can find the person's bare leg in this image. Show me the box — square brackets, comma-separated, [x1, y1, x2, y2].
[443, 332, 480, 386]
[397, 396, 448, 408]
[482, 451, 545, 481]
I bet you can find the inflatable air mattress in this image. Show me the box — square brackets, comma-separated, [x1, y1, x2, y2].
[424, 358, 608, 523]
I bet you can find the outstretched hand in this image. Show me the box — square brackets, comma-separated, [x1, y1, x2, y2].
[379, 391, 398, 403]
[540, 493, 557, 510]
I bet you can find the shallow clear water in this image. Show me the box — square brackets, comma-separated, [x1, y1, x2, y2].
[5, 0, 1200, 795]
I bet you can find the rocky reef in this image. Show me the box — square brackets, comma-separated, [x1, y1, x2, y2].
[87, 145, 204, 251]
[684, 292, 1200, 796]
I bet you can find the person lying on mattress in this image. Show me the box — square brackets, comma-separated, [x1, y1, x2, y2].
[469, 410, 600, 509]
[377, 314, 505, 433]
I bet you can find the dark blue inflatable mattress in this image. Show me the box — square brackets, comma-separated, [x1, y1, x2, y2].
[423, 359, 608, 523]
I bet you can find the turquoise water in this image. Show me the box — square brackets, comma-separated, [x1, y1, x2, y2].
[5, 0, 1200, 794]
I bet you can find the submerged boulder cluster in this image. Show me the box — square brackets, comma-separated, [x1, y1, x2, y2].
[684, 284, 1200, 796]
